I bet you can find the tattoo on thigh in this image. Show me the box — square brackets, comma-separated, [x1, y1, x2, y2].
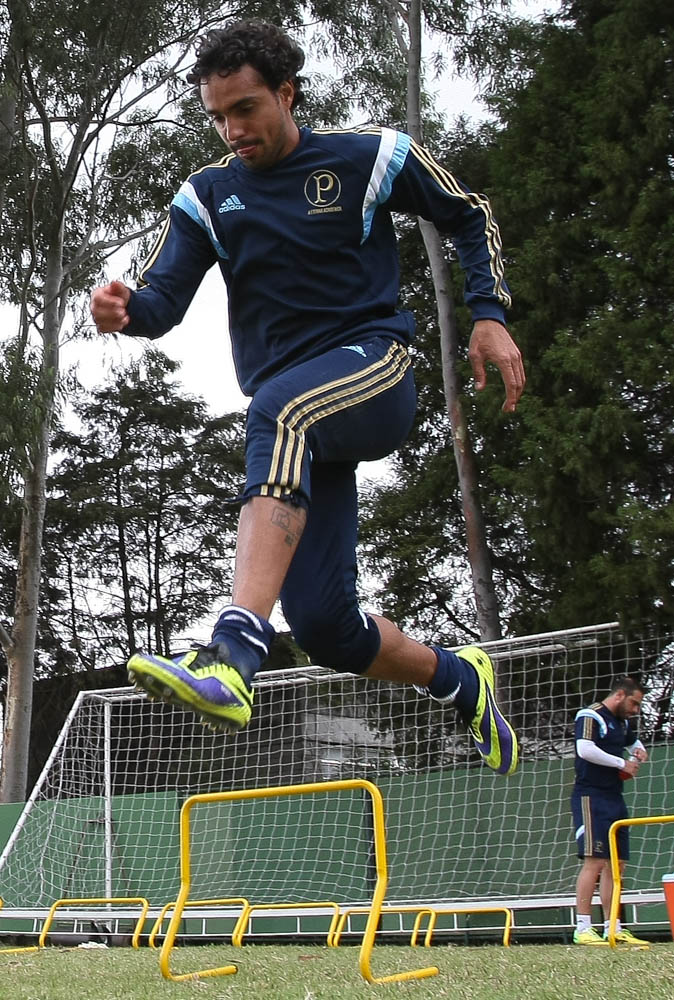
[270, 504, 303, 547]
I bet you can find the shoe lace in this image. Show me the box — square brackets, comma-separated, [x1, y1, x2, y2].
[187, 644, 234, 675]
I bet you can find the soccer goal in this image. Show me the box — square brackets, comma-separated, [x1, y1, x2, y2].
[1, 621, 673, 937]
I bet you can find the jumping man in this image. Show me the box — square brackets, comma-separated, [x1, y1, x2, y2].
[90, 20, 524, 776]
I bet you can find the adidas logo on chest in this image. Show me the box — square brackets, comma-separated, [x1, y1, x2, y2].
[218, 195, 246, 213]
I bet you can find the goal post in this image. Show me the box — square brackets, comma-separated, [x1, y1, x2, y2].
[0, 621, 673, 933]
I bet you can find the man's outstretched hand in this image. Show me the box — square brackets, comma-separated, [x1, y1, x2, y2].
[469, 319, 525, 413]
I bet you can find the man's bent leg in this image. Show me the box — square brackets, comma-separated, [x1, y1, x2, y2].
[365, 615, 517, 776]
[278, 463, 516, 775]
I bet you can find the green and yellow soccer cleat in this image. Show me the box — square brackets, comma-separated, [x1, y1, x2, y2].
[604, 928, 650, 948]
[127, 643, 253, 733]
[573, 927, 609, 946]
[457, 646, 519, 777]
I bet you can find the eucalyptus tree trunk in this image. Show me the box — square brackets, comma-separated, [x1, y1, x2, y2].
[0, 242, 62, 802]
[0, 0, 231, 801]
[0, 408, 52, 802]
[114, 463, 138, 655]
[402, 0, 501, 640]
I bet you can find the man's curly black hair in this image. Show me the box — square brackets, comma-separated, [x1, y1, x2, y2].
[186, 20, 307, 110]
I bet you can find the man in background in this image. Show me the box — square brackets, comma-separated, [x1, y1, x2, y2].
[572, 676, 649, 946]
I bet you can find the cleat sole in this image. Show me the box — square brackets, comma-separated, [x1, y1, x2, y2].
[126, 652, 252, 732]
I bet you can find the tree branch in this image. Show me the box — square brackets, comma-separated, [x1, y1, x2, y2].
[0, 622, 15, 655]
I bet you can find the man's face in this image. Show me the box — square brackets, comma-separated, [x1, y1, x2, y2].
[614, 689, 644, 720]
[201, 64, 298, 171]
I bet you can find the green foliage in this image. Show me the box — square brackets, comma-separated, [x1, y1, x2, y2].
[0, 337, 44, 498]
[3, 0, 670, 667]
[304, 0, 522, 124]
[0, 0, 312, 736]
[361, 0, 674, 639]
[0, 1, 312, 309]
[479, 0, 674, 632]
[43, 350, 246, 667]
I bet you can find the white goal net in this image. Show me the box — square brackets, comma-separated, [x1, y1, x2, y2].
[1, 622, 673, 915]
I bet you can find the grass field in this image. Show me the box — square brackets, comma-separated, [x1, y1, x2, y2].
[4, 942, 674, 1000]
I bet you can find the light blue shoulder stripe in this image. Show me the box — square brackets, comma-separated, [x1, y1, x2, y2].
[173, 182, 228, 260]
[361, 128, 411, 244]
[575, 708, 608, 737]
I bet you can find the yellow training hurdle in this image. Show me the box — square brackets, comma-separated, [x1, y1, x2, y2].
[232, 900, 341, 947]
[332, 905, 437, 947]
[608, 813, 674, 948]
[148, 897, 249, 948]
[159, 778, 439, 984]
[39, 897, 150, 949]
[0, 897, 38, 956]
[332, 904, 513, 947]
[0, 895, 150, 954]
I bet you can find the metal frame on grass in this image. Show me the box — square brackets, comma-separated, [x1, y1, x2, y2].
[159, 778, 439, 985]
[608, 815, 674, 949]
[39, 896, 150, 949]
[148, 897, 249, 949]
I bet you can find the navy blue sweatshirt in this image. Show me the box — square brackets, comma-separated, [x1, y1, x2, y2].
[126, 125, 511, 395]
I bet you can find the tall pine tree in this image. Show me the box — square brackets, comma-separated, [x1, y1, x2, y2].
[361, 0, 674, 638]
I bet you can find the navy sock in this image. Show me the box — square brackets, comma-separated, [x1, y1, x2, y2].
[428, 646, 480, 718]
[210, 605, 275, 685]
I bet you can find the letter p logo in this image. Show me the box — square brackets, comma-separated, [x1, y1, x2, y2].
[304, 170, 341, 207]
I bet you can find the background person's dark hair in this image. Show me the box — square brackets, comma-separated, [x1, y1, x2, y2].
[186, 20, 307, 110]
[610, 675, 647, 697]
